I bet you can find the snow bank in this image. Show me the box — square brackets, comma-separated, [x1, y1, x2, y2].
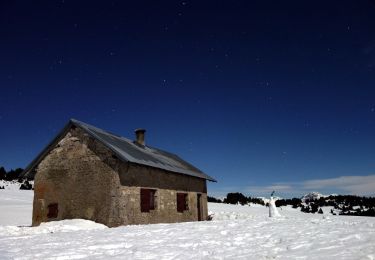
[0, 219, 107, 236]
[209, 202, 261, 220]
[0, 180, 22, 190]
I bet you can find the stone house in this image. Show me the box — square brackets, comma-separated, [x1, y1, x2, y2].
[22, 119, 216, 227]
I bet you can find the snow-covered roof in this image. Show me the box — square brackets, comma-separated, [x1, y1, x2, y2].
[22, 119, 216, 182]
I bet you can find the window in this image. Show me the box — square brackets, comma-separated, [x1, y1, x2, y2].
[177, 193, 188, 212]
[47, 203, 58, 218]
[140, 188, 157, 212]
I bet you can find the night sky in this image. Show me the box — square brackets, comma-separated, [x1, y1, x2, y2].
[1, 1, 375, 197]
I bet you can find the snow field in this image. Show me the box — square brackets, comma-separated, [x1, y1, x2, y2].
[0, 190, 374, 259]
[0, 189, 32, 226]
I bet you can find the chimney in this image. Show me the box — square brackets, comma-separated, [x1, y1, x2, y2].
[134, 128, 146, 146]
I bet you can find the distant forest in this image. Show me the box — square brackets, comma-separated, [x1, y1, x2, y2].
[208, 192, 375, 217]
[0, 166, 24, 181]
[0, 166, 32, 190]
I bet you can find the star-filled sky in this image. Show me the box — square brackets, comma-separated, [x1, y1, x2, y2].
[1, 1, 375, 197]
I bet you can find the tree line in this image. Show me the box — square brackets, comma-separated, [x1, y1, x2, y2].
[300, 195, 375, 217]
[208, 192, 375, 217]
[0, 166, 33, 190]
[0, 166, 24, 181]
[208, 192, 265, 206]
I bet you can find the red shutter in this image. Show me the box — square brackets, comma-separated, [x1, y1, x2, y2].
[149, 190, 155, 210]
[141, 189, 150, 212]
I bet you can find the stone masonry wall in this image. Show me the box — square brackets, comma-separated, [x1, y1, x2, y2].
[117, 186, 208, 225]
[32, 130, 121, 227]
[115, 163, 208, 224]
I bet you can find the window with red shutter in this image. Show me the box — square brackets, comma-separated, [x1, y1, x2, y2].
[177, 193, 188, 212]
[141, 188, 157, 212]
[47, 203, 58, 218]
[141, 189, 150, 212]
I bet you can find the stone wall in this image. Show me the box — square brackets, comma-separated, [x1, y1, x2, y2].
[32, 130, 121, 226]
[116, 186, 207, 225]
[115, 163, 208, 225]
[32, 126, 209, 227]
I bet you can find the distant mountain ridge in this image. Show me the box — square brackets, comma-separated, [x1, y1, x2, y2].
[301, 192, 326, 202]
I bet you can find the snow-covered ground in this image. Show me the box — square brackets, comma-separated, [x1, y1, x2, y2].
[0, 189, 32, 226]
[0, 189, 375, 259]
[0, 180, 23, 190]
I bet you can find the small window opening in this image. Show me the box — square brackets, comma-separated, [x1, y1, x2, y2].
[47, 203, 58, 218]
[177, 193, 188, 212]
[140, 188, 157, 212]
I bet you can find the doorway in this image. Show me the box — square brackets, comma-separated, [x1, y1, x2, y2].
[197, 193, 202, 221]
